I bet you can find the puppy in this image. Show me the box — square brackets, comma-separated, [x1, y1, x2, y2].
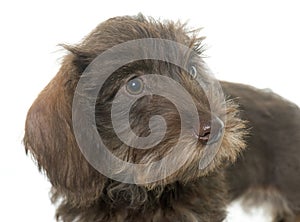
[24, 14, 300, 222]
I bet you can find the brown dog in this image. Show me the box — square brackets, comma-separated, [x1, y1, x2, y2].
[24, 14, 300, 222]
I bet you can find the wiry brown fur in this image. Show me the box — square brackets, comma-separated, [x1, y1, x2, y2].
[24, 14, 300, 222]
[224, 82, 300, 222]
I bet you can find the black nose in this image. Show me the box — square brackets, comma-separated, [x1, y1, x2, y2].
[198, 117, 224, 145]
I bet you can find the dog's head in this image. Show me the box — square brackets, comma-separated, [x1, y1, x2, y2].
[24, 14, 246, 208]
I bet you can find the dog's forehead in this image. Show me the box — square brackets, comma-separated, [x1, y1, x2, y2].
[63, 15, 205, 76]
[81, 16, 198, 53]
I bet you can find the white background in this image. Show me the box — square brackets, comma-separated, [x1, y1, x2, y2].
[0, 0, 299, 221]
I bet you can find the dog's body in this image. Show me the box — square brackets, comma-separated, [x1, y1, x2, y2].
[223, 82, 300, 221]
[24, 15, 300, 222]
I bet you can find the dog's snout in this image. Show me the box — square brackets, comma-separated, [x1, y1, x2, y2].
[198, 121, 211, 142]
[197, 117, 224, 145]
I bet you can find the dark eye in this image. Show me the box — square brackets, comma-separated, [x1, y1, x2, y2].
[126, 77, 144, 95]
[189, 65, 197, 79]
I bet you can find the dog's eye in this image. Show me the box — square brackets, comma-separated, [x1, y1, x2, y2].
[126, 77, 144, 95]
[188, 65, 198, 79]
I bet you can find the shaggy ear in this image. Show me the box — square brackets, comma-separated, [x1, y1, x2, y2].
[60, 44, 96, 74]
[23, 54, 104, 206]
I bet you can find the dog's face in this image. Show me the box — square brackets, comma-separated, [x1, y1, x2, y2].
[24, 15, 246, 207]
[94, 60, 212, 184]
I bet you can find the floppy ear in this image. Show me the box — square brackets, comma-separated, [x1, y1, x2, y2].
[23, 53, 104, 207]
[60, 44, 97, 74]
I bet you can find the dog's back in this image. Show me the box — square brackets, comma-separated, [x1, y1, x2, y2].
[222, 81, 300, 221]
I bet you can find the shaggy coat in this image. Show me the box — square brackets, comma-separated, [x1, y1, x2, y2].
[24, 15, 300, 222]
